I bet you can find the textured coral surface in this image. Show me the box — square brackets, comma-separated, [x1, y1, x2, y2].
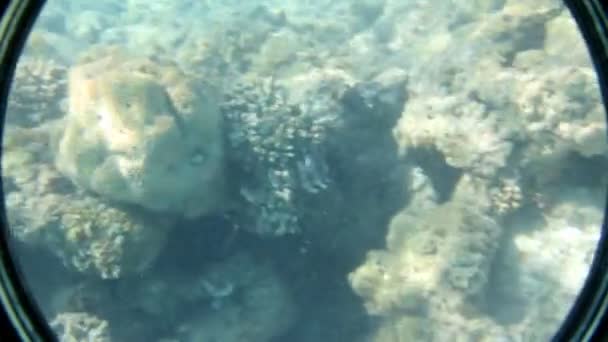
[56, 51, 226, 217]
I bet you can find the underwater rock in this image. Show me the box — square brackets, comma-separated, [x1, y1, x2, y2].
[394, 92, 515, 179]
[54, 50, 226, 218]
[349, 201, 502, 329]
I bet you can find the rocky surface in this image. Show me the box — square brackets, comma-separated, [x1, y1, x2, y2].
[55, 50, 226, 218]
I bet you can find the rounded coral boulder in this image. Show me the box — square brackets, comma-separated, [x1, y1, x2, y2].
[55, 51, 226, 217]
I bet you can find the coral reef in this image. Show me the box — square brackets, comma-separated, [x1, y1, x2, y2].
[394, 91, 516, 178]
[221, 77, 337, 235]
[349, 195, 511, 340]
[3, 0, 606, 341]
[349, 1, 605, 340]
[486, 187, 603, 341]
[220, 70, 407, 238]
[6, 57, 67, 127]
[56, 198, 171, 279]
[349, 201, 502, 317]
[50, 312, 111, 342]
[404, 6, 601, 176]
[3, 123, 172, 279]
[544, 11, 592, 67]
[514, 65, 606, 178]
[490, 178, 523, 215]
[54, 50, 226, 218]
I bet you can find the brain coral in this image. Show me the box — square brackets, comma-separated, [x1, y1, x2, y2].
[55, 51, 226, 217]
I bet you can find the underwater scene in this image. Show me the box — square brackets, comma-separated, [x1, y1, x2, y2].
[2, 0, 607, 341]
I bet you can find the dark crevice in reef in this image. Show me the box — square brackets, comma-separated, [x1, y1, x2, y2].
[264, 80, 409, 341]
[483, 226, 536, 326]
[558, 152, 608, 189]
[154, 214, 241, 273]
[154, 217, 373, 342]
[499, 9, 561, 67]
[305, 79, 409, 266]
[242, 233, 372, 342]
[406, 146, 463, 203]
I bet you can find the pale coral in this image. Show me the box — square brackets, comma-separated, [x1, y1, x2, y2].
[55, 50, 226, 217]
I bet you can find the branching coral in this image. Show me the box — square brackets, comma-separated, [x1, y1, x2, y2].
[9, 189, 172, 279]
[221, 77, 336, 235]
[60, 195, 174, 279]
[490, 178, 523, 215]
